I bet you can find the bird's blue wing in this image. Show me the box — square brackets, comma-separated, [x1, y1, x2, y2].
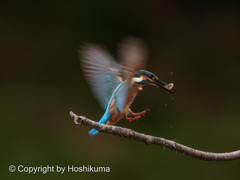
[88, 82, 124, 135]
[80, 45, 122, 110]
[114, 81, 129, 115]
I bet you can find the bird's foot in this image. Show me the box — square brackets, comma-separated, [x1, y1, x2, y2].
[127, 109, 149, 122]
[131, 110, 148, 116]
[127, 115, 142, 122]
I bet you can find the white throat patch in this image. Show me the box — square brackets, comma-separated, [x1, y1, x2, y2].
[133, 77, 143, 82]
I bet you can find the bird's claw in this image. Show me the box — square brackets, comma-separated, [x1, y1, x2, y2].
[131, 110, 147, 116]
[127, 115, 142, 122]
[127, 110, 148, 122]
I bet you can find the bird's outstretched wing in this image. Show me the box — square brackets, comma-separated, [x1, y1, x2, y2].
[80, 38, 148, 112]
[80, 45, 122, 110]
[118, 37, 148, 80]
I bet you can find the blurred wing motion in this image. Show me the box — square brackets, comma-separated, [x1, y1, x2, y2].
[80, 37, 148, 113]
[80, 45, 122, 110]
[118, 37, 148, 80]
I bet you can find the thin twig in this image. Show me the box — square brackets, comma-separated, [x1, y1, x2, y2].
[70, 111, 240, 161]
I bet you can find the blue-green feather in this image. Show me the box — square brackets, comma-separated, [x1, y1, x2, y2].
[114, 81, 129, 115]
[89, 82, 125, 135]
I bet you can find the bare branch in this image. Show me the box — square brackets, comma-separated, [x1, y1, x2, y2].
[70, 111, 240, 161]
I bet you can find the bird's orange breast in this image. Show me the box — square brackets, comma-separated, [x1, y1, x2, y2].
[125, 84, 142, 110]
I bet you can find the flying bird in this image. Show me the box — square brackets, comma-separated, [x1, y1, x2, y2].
[79, 37, 176, 135]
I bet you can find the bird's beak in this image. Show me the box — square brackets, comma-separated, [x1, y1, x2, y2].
[153, 79, 177, 94]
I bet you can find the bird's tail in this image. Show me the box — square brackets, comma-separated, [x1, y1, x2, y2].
[88, 114, 112, 136]
[89, 129, 99, 135]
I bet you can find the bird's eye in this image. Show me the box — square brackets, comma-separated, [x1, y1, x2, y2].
[149, 74, 155, 79]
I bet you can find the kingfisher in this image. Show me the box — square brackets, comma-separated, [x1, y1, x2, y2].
[79, 37, 176, 135]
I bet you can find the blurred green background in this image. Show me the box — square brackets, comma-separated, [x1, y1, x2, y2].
[1, 0, 240, 179]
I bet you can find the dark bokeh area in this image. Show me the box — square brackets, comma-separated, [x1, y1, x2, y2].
[1, 1, 240, 179]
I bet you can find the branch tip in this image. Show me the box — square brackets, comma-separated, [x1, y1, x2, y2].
[70, 111, 81, 124]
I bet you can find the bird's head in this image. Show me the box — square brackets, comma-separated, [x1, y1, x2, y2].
[133, 70, 177, 94]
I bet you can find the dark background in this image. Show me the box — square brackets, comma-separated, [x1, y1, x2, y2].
[1, 1, 240, 179]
